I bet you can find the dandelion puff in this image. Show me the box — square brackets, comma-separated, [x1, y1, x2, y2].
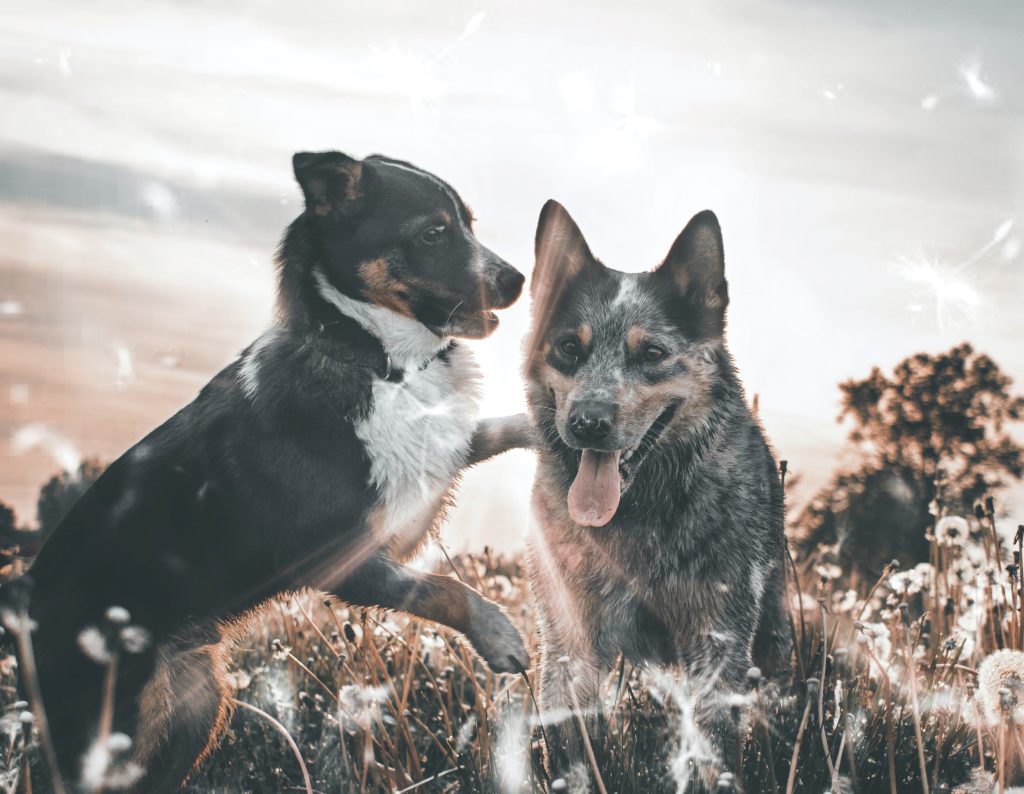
[119, 625, 151, 654]
[225, 669, 252, 692]
[80, 740, 111, 789]
[454, 714, 477, 753]
[977, 649, 1024, 724]
[935, 515, 969, 547]
[0, 609, 37, 635]
[77, 626, 111, 664]
[564, 763, 592, 794]
[105, 606, 131, 626]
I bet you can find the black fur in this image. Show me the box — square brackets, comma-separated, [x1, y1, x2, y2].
[16, 151, 529, 792]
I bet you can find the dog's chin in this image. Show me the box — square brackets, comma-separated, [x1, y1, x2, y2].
[427, 310, 500, 339]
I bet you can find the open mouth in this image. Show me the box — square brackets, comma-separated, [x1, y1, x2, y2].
[567, 403, 678, 528]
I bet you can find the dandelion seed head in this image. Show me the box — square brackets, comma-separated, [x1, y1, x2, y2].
[977, 649, 1024, 724]
[935, 515, 969, 547]
[815, 563, 842, 581]
[77, 627, 111, 664]
[119, 625, 151, 654]
[105, 606, 131, 626]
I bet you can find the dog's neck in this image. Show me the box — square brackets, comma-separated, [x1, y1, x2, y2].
[312, 269, 450, 371]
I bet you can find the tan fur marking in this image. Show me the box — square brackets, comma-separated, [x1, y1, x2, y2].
[576, 324, 592, 346]
[188, 644, 233, 778]
[134, 656, 173, 766]
[626, 326, 647, 352]
[358, 258, 415, 317]
[344, 163, 363, 203]
[408, 574, 475, 634]
[133, 642, 233, 784]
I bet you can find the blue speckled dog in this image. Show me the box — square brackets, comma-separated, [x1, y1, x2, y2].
[524, 201, 790, 787]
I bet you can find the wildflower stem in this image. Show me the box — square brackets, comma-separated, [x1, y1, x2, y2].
[902, 630, 930, 794]
[232, 699, 312, 794]
[10, 612, 66, 794]
[562, 664, 608, 794]
[785, 695, 812, 794]
[817, 603, 837, 784]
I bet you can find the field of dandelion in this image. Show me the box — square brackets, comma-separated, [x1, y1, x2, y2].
[3, 485, 1024, 793]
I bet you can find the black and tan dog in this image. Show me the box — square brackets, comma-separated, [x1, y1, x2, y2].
[524, 201, 790, 788]
[18, 151, 532, 791]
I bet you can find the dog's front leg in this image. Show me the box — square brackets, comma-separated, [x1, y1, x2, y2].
[465, 413, 539, 466]
[332, 554, 529, 673]
[537, 645, 604, 783]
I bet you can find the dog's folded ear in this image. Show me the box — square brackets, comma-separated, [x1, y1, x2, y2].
[293, 151, 366, 218]
[531, 200, 594, 301]
[655, 210, 729, 339]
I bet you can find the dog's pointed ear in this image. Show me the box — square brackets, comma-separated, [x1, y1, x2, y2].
[654, 210, 728, 338]
[293, 151, 366, 217]
[531, 200, 594, 301]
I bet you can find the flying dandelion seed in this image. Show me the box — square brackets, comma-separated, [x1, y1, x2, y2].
[57, 48, 72, 77]
[494, 711, 528, 792]
[140, 181, 179, 219]
[958, 59, 997, 103]
[819, 82, 844, 102]
[0, 300, 22, 316]
[459, 10, 486, 42]
[921, 93, 940, 111]
[114, 344, 135, 389]
[11, 422, 81, 473]
[647, 668, 719, 793]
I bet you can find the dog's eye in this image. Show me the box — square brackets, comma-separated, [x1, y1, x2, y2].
[420, 226, 446, 244]
[644, 345, 666, 363]
[559, 339, 580, 358]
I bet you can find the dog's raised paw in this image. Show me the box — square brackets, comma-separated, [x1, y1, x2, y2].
[468, 599, 530, 674]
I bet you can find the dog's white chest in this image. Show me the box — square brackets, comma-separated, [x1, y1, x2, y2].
[354, 345, 481, 547]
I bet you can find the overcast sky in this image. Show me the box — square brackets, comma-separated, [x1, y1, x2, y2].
[2, 0, 1023, 547]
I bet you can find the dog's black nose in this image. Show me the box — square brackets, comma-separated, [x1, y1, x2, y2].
[496, 266, 525, 299]
[569, 401, 616, 443]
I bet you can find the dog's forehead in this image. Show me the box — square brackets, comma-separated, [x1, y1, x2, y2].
[368, 157, 466, 219]
[575, 272, 670, 339]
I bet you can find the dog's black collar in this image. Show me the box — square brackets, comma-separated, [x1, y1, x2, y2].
[314, 317, 454, 383]
[382, 340, 456, 383]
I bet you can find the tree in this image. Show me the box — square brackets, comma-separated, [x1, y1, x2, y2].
[0, 501, 14, 538]
[797, 343, 1024, 580]
[36, 458, 107, 540]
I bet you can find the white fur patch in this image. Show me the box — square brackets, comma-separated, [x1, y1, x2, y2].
[749, 563, 767, 602]
[238, 328, 281, 399]
[314, 270, 449, 370]
[355, 338, 482, 550]
[612, 277, 637, 307]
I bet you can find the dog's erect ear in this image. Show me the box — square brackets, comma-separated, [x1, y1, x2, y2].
[293, 151, 366, 218]
[531, 200, 594, 301]
[654, 210, 729, 338]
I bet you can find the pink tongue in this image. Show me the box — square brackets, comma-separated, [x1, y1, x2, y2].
[568, 449, 622, 527]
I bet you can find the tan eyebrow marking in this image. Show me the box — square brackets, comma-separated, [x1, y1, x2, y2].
[627, 326, 647, 352]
